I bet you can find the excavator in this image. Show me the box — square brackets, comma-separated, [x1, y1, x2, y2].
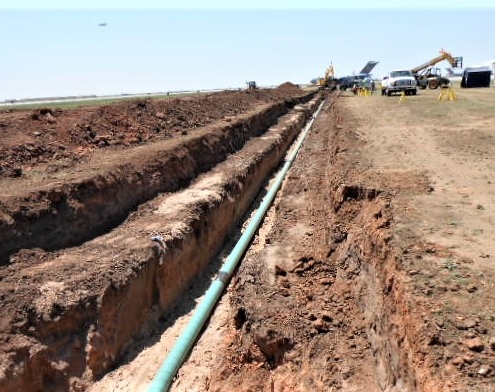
[412, 49, 463, 89]
[317, 63, 337, 90]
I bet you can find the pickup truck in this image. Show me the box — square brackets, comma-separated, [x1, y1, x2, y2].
[381, 70, 418, 96]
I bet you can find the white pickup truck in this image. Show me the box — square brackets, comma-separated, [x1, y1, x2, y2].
[381, 70, 417, 96]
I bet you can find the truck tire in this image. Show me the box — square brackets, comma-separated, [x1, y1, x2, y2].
[386, 89, 391, 96]
[429, 80, 439, 89]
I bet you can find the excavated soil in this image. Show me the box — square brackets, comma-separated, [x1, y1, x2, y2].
[0, 84, 321, 391]
[2, 84, 495, 392]
[0, 84, 303, 180]
[168, 90, 495, 392]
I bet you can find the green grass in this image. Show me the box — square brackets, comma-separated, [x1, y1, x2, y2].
[472, 228, 484, 236]
[448, 220, 462, 227]
[375, 84, 495, 121]
[444, 258, 457, 271]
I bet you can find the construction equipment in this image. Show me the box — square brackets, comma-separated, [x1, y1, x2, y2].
[337, 61, 379, 91]
[246, 81, 258, 90]
[317, 64, 337, 90]
[412, 49, 463, 89]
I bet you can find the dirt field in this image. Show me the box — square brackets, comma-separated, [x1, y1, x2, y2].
[1, 84, 495, 392]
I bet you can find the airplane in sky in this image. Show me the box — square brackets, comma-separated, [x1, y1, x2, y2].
[98, 23, 108, 27]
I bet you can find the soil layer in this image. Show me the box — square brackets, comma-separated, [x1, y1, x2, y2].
[3, 86, 495, 392]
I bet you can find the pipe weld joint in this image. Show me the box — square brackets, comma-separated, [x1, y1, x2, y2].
[217, 271, 230, 285]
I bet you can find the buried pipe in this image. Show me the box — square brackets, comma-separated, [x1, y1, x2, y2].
[147, 99, 326, 392]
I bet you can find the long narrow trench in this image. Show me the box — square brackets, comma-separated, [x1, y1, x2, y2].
[0, 95, 315, 264]
[1, 93, 435, 392]
[0, 94, 323, 391]
[183, 97, 418, 391]
[92, 97, 421, 392]
[84, 89, 495, 392]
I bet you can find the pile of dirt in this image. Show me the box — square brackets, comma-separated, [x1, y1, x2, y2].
[275, 81, 302, 94]
[0, 88, 309, 179]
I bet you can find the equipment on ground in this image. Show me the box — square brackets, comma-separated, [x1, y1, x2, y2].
[412, 50, 463, 89]
[317, 64, 337, 90]
[461, 67, 492, 88]
[246, 81, 258, 90]
[381, 70, 417, 96]
[338, 61, 379, 91]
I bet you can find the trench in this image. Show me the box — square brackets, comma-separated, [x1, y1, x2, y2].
[186, 98, 423, 392]
[328, 186, 418, 391]
[0, 93, 315, 264]
[0, 93, 436, 392]
[316, 108, 422, 391]
[0, 95, 324, 391]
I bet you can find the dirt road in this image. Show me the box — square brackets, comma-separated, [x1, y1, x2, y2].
[2, 85, 495, 392]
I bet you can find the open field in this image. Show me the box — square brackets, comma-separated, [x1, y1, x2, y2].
[1, 84, 495, 392]
[0, 91, 227, 111]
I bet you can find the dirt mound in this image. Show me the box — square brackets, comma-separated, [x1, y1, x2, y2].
[0, 88, 309, 179]
[275, 81, 302, 93]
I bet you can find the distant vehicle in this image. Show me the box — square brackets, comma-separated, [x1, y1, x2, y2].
[246, 81, 258, 90]
[317, 63, 337, 91]
[412, 50, 463, 89]
[461, 67, 492, 88]
[338, 61, 379, 91]
[98, 23, 108, 27]
[447, 60, 495, 80]
[381, 70, 417, 96]
[351, 76, 375, 95]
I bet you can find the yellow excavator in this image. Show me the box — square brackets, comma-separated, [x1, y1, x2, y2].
[412, 49, 463, 89]
[317, 64, 337, 90]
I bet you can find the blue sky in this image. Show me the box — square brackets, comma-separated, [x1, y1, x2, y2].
[2, 0, 495, 10]
[1, 1, 495, 100]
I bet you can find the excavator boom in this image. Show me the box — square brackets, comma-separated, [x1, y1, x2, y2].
[318, 63, 337, 90]
[412, 50, 463, 90]
[412, 49, 462, 74]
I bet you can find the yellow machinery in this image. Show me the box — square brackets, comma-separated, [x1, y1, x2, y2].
[317, 64, 336, 90]
[412, 49, 463, 89]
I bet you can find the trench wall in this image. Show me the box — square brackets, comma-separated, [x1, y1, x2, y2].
[0, 93, 315, 264]
[0, 96, 322, 391]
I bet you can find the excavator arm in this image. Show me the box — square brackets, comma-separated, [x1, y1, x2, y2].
[324, 64, 335, 80]
[412, 49, 462, 74]
[412, 49, 463, 90]
[318, 64, 336, 90]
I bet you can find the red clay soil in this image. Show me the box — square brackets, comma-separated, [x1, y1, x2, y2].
[4, 84, 493, 392]
[166, 95, 495, 392]
[0, 84, 318, 391]
[0, 84, 304, 179]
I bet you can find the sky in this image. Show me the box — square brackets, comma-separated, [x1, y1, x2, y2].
[1, 1, 495, 100]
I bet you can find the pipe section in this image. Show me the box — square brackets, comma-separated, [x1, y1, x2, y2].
[147, 99, 326, 392]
